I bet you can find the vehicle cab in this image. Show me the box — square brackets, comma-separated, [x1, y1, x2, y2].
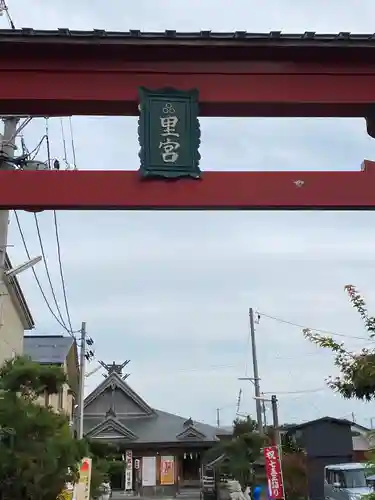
[324, 463, 372, 500]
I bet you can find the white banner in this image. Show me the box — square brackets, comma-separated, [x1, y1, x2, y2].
[142, 457, 156, 487]
[125, 450, 133, 491]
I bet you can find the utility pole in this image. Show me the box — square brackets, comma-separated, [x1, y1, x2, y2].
[248, 307, 263, 433]
[216, 408, 220, 428]
[254, 394, 281, 446]
[0, 117, 19, 279]
[271, 395, 280, 447]
[261, 393, 267, 429]
[77, 321, 86, 439]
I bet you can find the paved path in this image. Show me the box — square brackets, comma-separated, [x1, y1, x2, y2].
[111, 488, 201, 500]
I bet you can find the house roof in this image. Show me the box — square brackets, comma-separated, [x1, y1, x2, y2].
[4, 253, 34, 330]
[24, 334, 75, 364]
[83, 371, 231, 444]
[351, 422, 371, 432]
[285, 416, 352, 431]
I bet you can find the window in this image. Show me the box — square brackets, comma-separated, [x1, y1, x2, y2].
[44, 390, 49, 406]
[326, 470, 345, 486]
[326, 469, 366, 488]
[58, 387, 64, 410]
[343, 470, 367, 488]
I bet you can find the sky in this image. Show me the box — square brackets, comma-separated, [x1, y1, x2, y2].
[2, 0, 375, 429]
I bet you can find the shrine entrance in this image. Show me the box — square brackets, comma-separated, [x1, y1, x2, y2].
[0, 29, 375, 210]
[1, 26, 373, 499]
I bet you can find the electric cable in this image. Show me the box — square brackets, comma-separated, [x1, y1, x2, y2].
[68, 117, 77, 169]
[49, 118, 75, 333]
[262, 388, 326, 395]
[14, 211, 76, 337]
[0, 0, 15, 29]
[256, 310, 371, 341]
[30, 135, 47, 160]
[59, 118, 69, 168]
[45, 118, 52, 169]
[33, 213, 67, 327]
[53, 210, 74, 334]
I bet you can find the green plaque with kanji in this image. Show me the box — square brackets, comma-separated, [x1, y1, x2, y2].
[138, 87, 201, 179]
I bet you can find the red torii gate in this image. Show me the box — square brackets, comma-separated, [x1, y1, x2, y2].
[1, 28, 375, 210]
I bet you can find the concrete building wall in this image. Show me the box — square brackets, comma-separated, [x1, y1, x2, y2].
[36, 360, 75, 423]
[0, 281, 26, 365]
[47, 384, 75, 419]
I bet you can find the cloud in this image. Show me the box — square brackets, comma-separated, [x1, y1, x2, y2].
[3, 0, 375, 427]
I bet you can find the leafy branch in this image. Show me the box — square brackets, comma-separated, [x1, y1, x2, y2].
[345, 284, 375, 336]
[303, 285, 375, 401]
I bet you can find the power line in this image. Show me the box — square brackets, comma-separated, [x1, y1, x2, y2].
[256, 311, 371, 341]
[33, 213, 67, 328]
[68, 117, 78, 169]
[60, 118, 69, 168]
[263, 388, 326, 395]
[53, 210, 74, 333]
[45, 118, 52, 168]
[0, 0, 15, 29]
[14, 211, 76, 337]
[46, 118, 74, 333]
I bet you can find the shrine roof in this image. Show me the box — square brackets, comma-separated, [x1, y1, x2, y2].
[2, 29, 375, 62]
[83, 370, 232, 444]
[1, 28, 375, 47]
[83, 409, 231, 444]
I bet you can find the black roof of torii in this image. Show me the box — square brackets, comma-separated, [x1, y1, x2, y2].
[0, 28, 374, 47]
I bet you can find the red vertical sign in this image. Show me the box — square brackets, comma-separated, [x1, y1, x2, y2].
[263, 446, 285, 500]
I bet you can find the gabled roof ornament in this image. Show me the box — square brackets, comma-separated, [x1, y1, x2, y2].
[83, 363, 155, 416]
[105, 407, 117, 418]
[98, 360, 131, 378]
[183, 417, 194, 427]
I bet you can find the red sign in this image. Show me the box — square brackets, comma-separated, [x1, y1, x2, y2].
[263, 446, 285, 500]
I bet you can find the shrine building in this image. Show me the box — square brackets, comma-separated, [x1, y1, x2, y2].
[83, 361, 230, 495]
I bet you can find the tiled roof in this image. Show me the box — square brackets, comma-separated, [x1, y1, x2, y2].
[24, 334, 74, 364]
[83, 371, 231, 444]
[1, 29, 375, 46]
[84, 409, 230, 444]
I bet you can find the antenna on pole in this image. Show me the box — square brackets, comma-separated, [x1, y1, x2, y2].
[236, 388, 242, 414]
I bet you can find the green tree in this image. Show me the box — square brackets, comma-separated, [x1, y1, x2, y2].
[303, 285, 375, 400]
[281, 452, 308, 500]
[204, 416, 265, 489]
[85, 440, 118, 497]
[0, 356, 86, 500]
[303, 285, 375, 499]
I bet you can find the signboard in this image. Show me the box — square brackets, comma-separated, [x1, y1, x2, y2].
[160, 456, 175, 485]
[138, 87, 201, 179]
[134, 459, 140, 470]
[75, 458, 92, 500]
[125, 450, 133, 491]
[142, 456, 156, 487]
[263, 446, 285, 500]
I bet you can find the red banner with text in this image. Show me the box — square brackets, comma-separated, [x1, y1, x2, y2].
[263, 446, 285, 500]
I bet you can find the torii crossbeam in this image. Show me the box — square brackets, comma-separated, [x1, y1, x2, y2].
[1, 29, 375, 210]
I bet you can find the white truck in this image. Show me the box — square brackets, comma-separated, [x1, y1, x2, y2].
[324, 463, 372, 500]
